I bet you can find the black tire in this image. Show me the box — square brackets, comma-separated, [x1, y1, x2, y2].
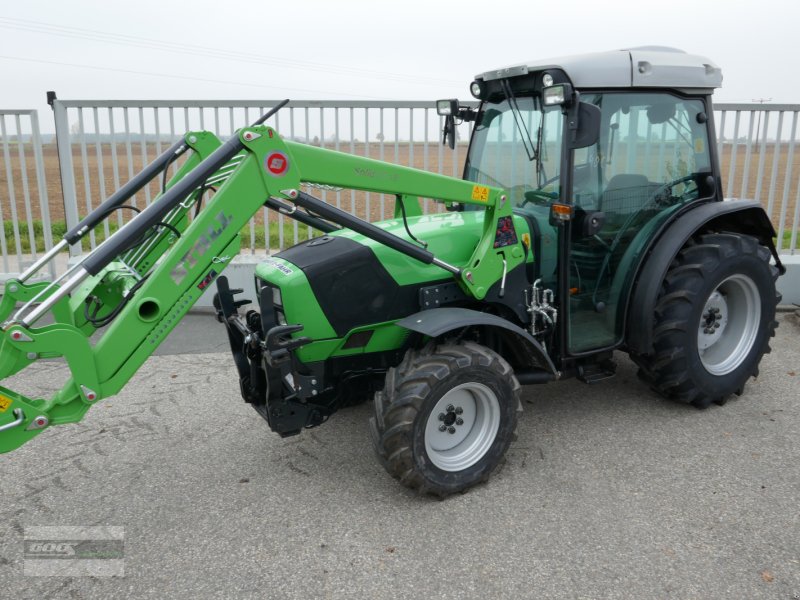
[633, 232, 779, 408]
[369, 341, 521, 497]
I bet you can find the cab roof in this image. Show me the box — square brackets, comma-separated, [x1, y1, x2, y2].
[478, 47, 722, 90]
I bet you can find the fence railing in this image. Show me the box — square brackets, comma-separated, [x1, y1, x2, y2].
[48, 99, 476, 259]
[714, 103, 800, 254]
[0, 110, 55, 280]
[1, 100, 799, 282]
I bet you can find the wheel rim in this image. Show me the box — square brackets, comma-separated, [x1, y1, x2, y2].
[697, 274, 761, 376]
[424, 382, 501, 472]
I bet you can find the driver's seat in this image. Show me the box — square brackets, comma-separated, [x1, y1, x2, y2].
[600, 174, 651, 223]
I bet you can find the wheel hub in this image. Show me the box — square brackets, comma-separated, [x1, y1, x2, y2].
[698, 291, 728, 347]
[424, 382, 501, 472]
[437, 404, 465, 433]
[696, 275, 761, 376]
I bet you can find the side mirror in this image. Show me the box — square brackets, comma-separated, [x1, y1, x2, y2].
[542, 84, 600, 150]
[568, 102, 601, 150]
[573, 208, 606, 238]
[436, 99, 458, 150]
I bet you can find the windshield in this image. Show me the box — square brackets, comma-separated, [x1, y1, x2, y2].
[465, 97, 563, 207]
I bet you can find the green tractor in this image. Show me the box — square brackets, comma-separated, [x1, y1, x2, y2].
[0, 47, 783, 497]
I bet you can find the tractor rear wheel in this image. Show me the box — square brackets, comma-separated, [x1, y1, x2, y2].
[633, 232, 779, 408]
[370, 341, 521, 496]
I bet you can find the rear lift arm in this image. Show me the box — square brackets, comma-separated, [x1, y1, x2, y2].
[0, 121, 519, 453]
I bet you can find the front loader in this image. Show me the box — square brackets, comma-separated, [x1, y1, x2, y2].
[0, 47, 784, 497]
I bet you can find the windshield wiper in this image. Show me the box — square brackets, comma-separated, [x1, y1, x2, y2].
[535, 119, 545, 187]
[500, 79, 538, 162]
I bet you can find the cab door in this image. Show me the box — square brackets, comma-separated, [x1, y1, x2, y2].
[567, 92, 714, 353]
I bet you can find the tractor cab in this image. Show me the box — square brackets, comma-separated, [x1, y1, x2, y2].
[444, 47, 723, 356]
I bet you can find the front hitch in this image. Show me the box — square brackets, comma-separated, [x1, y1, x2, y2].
[263, 324, 311, 367]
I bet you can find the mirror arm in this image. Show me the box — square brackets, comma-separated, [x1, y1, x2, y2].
[566, 90, 581, 143]
[442, 115, 456, 149]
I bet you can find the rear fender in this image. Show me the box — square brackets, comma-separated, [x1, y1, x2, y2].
[626, 200, 782, 355]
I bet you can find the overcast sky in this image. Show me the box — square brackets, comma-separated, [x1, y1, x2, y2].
[1, 0, 798, 130]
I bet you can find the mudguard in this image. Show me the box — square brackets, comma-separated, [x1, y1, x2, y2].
[626, 199, 783, 355]
[396, 307, 557, 375]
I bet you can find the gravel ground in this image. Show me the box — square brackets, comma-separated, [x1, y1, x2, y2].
[0, 313, 798, 599]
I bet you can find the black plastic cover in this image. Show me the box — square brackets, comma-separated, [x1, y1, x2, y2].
[277, 236, 443, 337]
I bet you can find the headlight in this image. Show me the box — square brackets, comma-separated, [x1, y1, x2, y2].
[272, 286, 282, 306]
[543, 84, 566, 106]
[436, 99, 458, 116]
[470, 80, 486, 100]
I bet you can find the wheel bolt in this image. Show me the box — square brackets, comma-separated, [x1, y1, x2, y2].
[456, 418, 464, 426]
[455, 406, 463, 415]
[714, 322, 720, 328]
[439, 424, 447, 432]
[447, 426, 456, 434]
[446, 404, 455, 413]
[438, 413, 446, 421]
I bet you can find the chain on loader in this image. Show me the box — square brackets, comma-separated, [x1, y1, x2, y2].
[0, 47, 785, 496]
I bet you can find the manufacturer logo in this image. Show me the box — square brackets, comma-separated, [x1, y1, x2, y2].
[170, 211, 233, 286]
[265, 151, 289, 177]
[262, 258, 293, 275]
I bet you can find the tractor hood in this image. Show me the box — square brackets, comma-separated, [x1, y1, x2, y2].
[254, 210, 531, 342]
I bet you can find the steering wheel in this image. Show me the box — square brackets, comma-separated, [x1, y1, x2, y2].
[649, 174, 698, 206]
[520, 189, 558, 206]
[517, 173, 562, 207]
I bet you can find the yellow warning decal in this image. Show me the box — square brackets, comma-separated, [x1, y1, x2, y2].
[521, 233, 531, 248]
[0, 395, 11, 413]
[471, 185, 490, 203]
[694, 138, 705, 154]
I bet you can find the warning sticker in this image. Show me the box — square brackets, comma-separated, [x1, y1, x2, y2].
[471, 185, 490, 203]
[0, 395, 12, 413]
[493, 216, 518, 248]
[265, 151, 289, 177]
[694, 138, 705, 154]
[197, 269, 218, 291]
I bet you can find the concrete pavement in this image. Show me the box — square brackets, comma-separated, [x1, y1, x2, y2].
[0, 313, 798, 599]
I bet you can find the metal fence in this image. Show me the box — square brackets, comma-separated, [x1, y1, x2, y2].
[1, 100, 799, 282]
[48, 99, 477, 259]
[0, 110, 55, 281]
[714, 103, 800, 254]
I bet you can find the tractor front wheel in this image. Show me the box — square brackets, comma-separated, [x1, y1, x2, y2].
[370, 341, 521, 496]
[633, 233, 779, 408]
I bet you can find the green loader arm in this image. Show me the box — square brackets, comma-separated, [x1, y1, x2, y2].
[0, 131, 223, 326]
[0, 121, 522, 454]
